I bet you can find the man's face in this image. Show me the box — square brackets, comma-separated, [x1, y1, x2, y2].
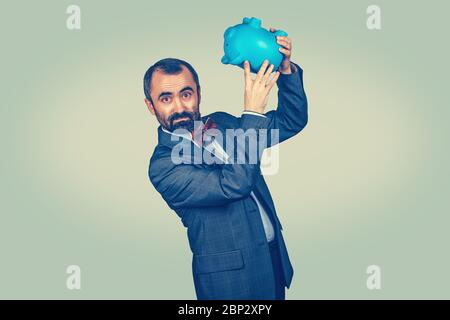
[145, 65, 201, 132]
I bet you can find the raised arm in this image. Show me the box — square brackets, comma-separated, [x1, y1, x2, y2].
[243, 31, 308, 147]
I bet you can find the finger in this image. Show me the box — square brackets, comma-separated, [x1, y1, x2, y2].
[243, 60, 251, 86]
[256, 60, 269, 82]
[279, 47, 291, 56]
[277, 39, 291, 50]
[276, 36, 291, 44]
[266, 72, 280, 92]
[262, 64, 274, 84]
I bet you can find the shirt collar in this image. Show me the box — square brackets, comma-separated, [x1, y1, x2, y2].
[161, 125, 201, 147]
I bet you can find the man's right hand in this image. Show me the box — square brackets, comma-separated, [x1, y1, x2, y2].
[244, 60, 280, 114]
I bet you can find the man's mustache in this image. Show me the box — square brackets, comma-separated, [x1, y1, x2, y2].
[169, 111, 195, 126]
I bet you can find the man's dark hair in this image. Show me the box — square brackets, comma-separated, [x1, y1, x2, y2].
[143, 58, 200, 103]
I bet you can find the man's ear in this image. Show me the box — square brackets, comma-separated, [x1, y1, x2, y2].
[144, 98, 156, 115]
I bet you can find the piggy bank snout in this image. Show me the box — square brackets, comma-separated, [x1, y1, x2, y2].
[221, 56, 229, 64]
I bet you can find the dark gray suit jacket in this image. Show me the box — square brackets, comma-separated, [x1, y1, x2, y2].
[149, 62, 308, 299]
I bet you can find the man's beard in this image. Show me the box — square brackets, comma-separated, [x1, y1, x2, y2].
[166, 110, 201, 132]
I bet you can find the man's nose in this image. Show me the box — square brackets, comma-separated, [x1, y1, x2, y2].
[173, 97, 186, 113]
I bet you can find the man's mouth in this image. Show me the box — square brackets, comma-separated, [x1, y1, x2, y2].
[174, 116, 188, 123]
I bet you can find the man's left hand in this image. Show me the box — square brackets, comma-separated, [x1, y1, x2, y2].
[269, 27, 293, 74]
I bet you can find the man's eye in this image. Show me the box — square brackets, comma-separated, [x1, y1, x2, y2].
[182, 92, 192, 98]
[161, 97, 170, 103]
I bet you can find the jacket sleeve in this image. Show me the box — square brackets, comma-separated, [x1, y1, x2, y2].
[264, 62, 309, 147]
[149, 114, 269, 209]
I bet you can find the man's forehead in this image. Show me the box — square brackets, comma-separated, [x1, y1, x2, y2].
[152, 65, 196, 92]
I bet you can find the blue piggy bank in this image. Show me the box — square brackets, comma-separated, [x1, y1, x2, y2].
[221, 17, 288, 73]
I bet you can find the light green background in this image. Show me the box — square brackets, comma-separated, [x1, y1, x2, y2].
[1, 0, 449, 299]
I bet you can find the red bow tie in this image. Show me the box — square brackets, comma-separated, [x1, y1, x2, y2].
[191, 117, 217, 142]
